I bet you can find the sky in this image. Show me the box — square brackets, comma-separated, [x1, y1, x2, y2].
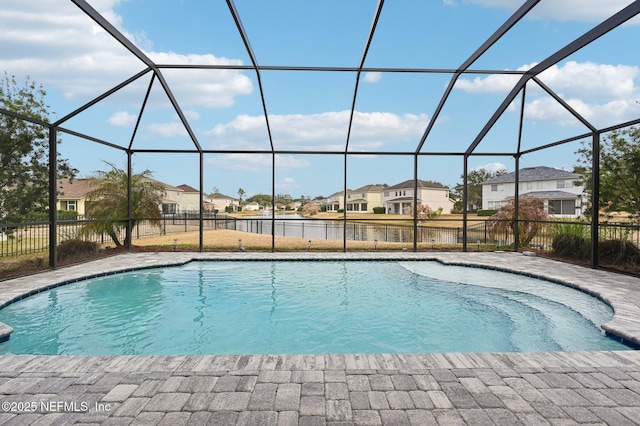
[1, 0, 639, 200]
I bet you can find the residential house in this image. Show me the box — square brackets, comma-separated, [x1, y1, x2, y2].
[481, 166, 584, 217]
[151, 179, 184, 215]
[381, 179, 454, 215]
[176, 184, 200, 213]
[325, 191, 345, 212]
[206, 192, 239, 213]
[243, 201, 262, 211]
[56, 178, 184, 216]
[345, 185, 382, 213]
[57, 179, 96, 215]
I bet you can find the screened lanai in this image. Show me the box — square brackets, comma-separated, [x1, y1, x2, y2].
[1, 0, 640, 270]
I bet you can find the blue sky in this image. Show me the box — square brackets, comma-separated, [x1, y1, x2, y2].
[1, 0, 639, 199]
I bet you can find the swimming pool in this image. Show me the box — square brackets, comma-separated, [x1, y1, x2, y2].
[0, 260, 630, 355]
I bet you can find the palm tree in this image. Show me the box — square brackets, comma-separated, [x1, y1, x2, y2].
[237, 188, 246, 206]
[81, 162, 166, 247]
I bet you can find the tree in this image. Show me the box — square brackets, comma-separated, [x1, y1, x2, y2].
[453, 167, 506, 212]
[0, 73, 76, 222]
[488, 196, 549, 247]
[246, 193, 272, 206]
[237, 188, 246, 205]
[80, 163, 166, 247]
[576, 127, 640, 220]
[408, 203, 443, 221]
[302, 203, 320, 216]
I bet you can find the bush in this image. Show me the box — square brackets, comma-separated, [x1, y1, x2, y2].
[598, 239, 640, 267]
[224, 206, 234, 213]
[373, 207, 386, 214]
[477, 209, 497, 216]
[57, 239, 100, 262]
[552, 233, 590, 259]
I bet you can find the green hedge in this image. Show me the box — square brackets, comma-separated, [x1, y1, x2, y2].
[373, 206, 386, 214]
[477, 209, 498, 216]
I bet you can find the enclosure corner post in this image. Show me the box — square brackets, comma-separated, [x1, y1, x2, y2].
[413, 154, 418, 252]
[462, 155, 468, 252]
[590, 131, 600, 268]
[513, 155, 520, 252]
[199, 151, 204, 252]
[127, 151, 133, 253]
[48, 126, 58, 269]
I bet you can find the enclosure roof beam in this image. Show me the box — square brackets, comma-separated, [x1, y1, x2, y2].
[415, 0, 542, 154]
[345, 0, 385, 153]
[58, 127, 129, 151]
[226, 0, 275, 152]
[53, 68, 152, 127]
[465, 0, 640, 156]
[532, 77, 597, 132]
[70, 0, 157, 70]
[0, 107, 50, 128]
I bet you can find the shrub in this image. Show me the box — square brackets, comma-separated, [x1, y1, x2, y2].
[488, 197, 549, 247]
[373, 206, 386, 214]
[477, 209, 497, 216]
[225, 206, 234, 213]
[552, 233, 590, 259]
[302, 203, 320, 215]
[57, 239, 100, 262]
[598, 239, 640, 267]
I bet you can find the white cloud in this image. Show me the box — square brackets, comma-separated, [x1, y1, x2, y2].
[0, 1, 252, 110]
[455, 61, 640, 126]
[363, 72, 382, 83]
[184, 110, 201, 121]
[473, 162, 507, 173]
[207, 154, 310, 172]
[456, 62, 639, 99]
[275, 177, 300, 191]
[538, 62, 638, 100]
[525, 97, 640, 128]
[108, 111, 136, 127]
[466, 0, 637, 22]
[146, 122, 188, 138]
[207, 110, 429, 151]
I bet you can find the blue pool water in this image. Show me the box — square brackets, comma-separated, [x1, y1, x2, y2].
[0, 261, 630, 355]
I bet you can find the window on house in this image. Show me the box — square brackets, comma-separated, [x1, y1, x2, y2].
[65, 201, 77, 211]
[526, 182, 533, 190]
[362, 203, 367, 211]
[548, 199, 576, 215]
[384, 191, 389, 196]
[556, 180, 565, 188]
[491, 184, 503, 192]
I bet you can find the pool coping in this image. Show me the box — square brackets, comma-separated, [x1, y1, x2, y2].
[1, 251, 640, 349]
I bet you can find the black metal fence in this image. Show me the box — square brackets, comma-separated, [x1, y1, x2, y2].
[2, 214, 639, 258]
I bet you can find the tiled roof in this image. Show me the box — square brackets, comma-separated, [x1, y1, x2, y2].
[176, 184, 199, 193]
[386, 179, 448, 190]
[57, 179, 97, 199]
[510, 190, 580, 199]
[483, 166, 581, 184]
[350, 184, 382, 193]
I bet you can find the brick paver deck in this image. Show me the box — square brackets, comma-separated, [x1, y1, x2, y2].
[1, 252, 639, 425]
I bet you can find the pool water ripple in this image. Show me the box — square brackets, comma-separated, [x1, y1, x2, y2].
[0, 260, 630, 355]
